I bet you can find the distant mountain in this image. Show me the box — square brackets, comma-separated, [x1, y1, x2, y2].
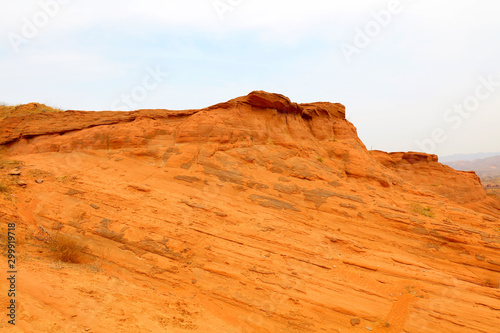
[440, 152, 500, 163]
[444, 155, 500, 179]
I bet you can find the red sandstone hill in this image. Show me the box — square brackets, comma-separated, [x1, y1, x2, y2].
[1, 91, 500, 332]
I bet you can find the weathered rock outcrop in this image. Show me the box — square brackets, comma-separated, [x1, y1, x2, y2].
[372, 151, 498, 209]
[1, 91, 499, 332]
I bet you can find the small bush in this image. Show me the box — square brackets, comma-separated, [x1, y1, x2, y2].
[411, 203, 435, 218]
[51, 233, 88, 263]
[317, 157, 324, 163]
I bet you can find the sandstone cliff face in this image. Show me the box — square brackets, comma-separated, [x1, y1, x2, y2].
[1, 91, 499, 332]
[371, 151, 498, 211]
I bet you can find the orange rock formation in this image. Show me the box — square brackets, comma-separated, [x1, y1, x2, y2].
[1, 91, 499, 332]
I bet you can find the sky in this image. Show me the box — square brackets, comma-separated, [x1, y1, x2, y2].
[0, 0, 499, 157]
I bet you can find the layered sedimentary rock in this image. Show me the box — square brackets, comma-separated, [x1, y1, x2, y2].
[0, 91, 499, 332]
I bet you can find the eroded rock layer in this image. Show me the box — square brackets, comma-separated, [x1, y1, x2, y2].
[1, 91, 499, 332]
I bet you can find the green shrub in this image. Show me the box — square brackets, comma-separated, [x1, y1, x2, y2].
[411, 203, 435, 218]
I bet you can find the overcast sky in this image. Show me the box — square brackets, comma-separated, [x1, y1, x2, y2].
[1, 0, 499, 157]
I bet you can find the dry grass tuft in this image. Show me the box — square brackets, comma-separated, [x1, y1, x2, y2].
[50, 233, 89, 264]
[0, 102, 63, 121]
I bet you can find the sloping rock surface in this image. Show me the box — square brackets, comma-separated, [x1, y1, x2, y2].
[1, 91, 499, 332]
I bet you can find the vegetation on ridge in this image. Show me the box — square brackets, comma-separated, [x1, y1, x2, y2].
[0, 102, 63, 121]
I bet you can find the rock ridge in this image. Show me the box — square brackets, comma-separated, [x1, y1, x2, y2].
[0, 91, 345, 146]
